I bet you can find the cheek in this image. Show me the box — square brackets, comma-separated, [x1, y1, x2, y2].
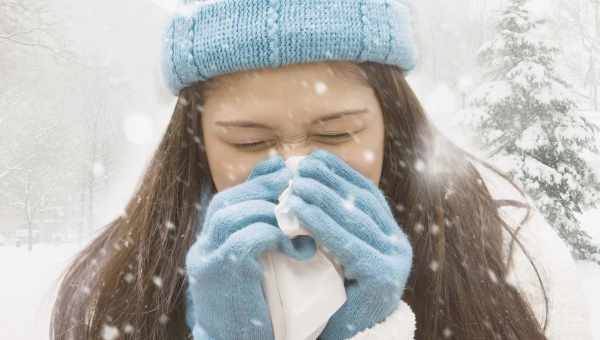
[334, 116, 385, 186]
[317, 128, 383, 187]
[213, 161, 250, 190]
[203, 134, 262, 191]
[335, 142, 384, 186]
[209, 155, 264, 191]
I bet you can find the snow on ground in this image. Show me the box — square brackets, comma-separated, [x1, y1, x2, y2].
[0, 241, 598, 339]
[0, 243, 84, 340]
[577, 260, 600, 338]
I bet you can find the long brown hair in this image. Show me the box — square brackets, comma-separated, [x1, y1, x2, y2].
[50, 61, 548, 339]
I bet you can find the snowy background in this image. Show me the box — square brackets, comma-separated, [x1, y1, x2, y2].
[1, 0, 599, 339]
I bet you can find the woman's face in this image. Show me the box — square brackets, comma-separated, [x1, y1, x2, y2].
[201, 61, 385, 192]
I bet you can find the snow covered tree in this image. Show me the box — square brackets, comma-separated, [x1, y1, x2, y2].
[464, 0, 600, 263]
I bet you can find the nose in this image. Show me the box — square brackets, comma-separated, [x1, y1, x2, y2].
[276, 138, 317, 160]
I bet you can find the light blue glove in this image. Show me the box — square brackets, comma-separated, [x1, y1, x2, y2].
[286, 149, 414, 340]
[185, 154, 317, 340]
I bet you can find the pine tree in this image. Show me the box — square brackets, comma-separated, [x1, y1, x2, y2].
[465, 0, 600, 263]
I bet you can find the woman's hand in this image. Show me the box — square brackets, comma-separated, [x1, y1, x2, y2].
[286, 149, 413, 340]
[185, 154, 315, 340]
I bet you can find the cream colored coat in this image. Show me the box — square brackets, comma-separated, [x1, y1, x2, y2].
[345, 163, 593, 340]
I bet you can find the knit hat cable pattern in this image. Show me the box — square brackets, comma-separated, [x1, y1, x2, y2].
[161, 0, 417, 95]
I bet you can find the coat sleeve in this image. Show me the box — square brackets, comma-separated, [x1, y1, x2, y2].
[498, 204, 594, 340]
[345, 300, 416, 340]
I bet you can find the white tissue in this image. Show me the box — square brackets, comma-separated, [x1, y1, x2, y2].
[259, 155, 347, 340]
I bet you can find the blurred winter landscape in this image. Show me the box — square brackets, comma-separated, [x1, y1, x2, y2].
[1, 0, 600, 338]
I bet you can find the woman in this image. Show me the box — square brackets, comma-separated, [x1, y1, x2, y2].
[50, 0, 592, 339]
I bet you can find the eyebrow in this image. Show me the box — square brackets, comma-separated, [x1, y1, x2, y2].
[215, 108, 369, 129]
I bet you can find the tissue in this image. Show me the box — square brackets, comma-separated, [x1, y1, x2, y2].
[259, 155, 347, 340]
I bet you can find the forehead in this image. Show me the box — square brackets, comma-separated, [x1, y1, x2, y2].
[206, 61, 368, 92]
[201, 61, 373, 122]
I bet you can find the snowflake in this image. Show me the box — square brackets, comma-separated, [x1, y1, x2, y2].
[414, 222, 424, 234]
[152, 276, 163, 288]
[101, 324, 119, 340]
[124, 273, 135, 283]
[362, 150, 375, 163]
[342, 195, 356, 210]
[165, 221, 176, 230]
[250, 318, 264, 327]
[123, 323, 134, 334]
[414, 159, 425, 172]
[93, 162, 105, 178]
[314, 81, 328, 95]
[443, 327, 453, 338]
[226, 171, 237, 181]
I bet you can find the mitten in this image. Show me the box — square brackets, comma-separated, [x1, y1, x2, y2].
[286, 149, 413, 340]
[185, 154, 316, 340]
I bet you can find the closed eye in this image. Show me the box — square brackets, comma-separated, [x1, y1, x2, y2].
[234, 140, 274, 149]
[234, 133, 351, 149]
[316, 133, 352, 138]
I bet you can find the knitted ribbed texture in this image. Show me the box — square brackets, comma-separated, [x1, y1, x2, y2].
[283, 149, 413, 340]
[185, 154, 319, 340]
[161, 0, 417, 95]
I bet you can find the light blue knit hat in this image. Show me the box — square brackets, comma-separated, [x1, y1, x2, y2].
[161, 0, 417, 96]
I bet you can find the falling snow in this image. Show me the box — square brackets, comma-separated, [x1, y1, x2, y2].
[414, 159, 425, 172]
[363, 150, 375, 163]
[249, 318, 264, 327]
[342, 195, 356, 210]
[123, 322, 134, 334]
[124, 272, 135, 283]
[152, 275, 163, 288]
[314, 81, 328, 95]
[430, 223, 440, 236]
[101, 324, 120, 340]
[2, 1, 600, 339]
[159, 313, 169, 324]
[123, 113, 154, 145]
[93, 162, 105, 177]
[443, 327, 453, 338]
[414, 222, 424, 234]
[165, 220, 176, 230]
